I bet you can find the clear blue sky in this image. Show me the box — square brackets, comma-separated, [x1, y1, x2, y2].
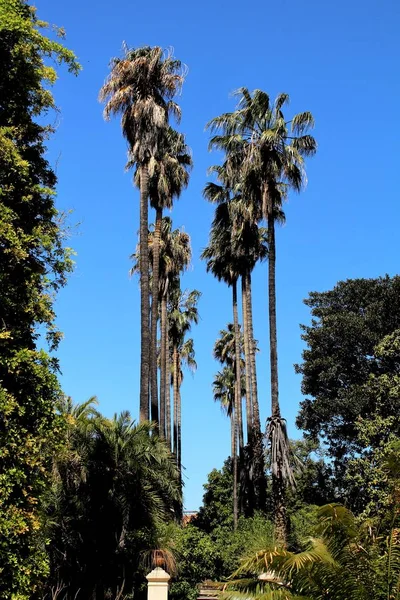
[35, 0, 400, 510]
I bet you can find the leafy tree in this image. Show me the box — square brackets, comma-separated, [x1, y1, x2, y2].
[296, 276, 400, 475]
[0, 2, 79, 597]
[100, 46, 185, 421]
[343, 329, 400, 515]
[195, 460, 235, 533]
[208, 89, 316, 543]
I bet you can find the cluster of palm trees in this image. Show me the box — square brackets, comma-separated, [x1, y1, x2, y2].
[47, 397, 181, 599]
[99, 43, 316, 541]
[100, 46, 200, 484]
[203, 89, 316, 540]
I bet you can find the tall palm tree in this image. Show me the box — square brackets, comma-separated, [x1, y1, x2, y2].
[130, 218, 191, 443]
[176, 337, 197, 480]
[146, 129, 192, 426]
[100, 45, 185, 422]
[168, 288, 200, 485]
[202, 202, 244, 529]
[208, 88, 316, 542]
[213, 367, 236, 459]
[213, 324, 245, 448]
[159, 223, 192, 444]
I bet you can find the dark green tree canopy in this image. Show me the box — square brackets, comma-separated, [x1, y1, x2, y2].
[0, 2, 79, 597]
[296, 275, 400, 461]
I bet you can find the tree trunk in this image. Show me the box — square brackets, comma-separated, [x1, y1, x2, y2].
[159, 288, 168, 439]
[177, 356, 182, 485]
[232, 410, 238, 531]
[173, 344, 179, 457]
[246, 271, 261, 434]
[150, 207, 162, 428]
[266, 192, 287, 543]
[267, 212, 280, 419]
[232, 280, 244, 450]
[232, 279, 242, 529]
[230, 412, 235, 460]
[165, 324, 172, 450]
[241, 274, 253, 443]
[139, 164, 150, 422]
[247, 270, 266, 512]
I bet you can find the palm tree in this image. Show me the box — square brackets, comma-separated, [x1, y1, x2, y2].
[202, 201, 244, 530]
[213, 367, 236, 459]
[213, 324, 245, 449]
[100, 45, 185, 422]
[226, 503, 400, 600]
[159, 223, 192, 445]
[168, 288, 200, 485]
[176, 337, 197, 480]
[208, 89, 316, 542]
[130, 218, 191, 443]
[48, 401, 181, 599]
[145, 129, 192, 426]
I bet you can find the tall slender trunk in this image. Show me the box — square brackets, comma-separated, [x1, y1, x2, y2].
[266, 194, 287, 544]
[232, 409, 238, 531]
[230, 411, 235, 460]
[150, 207, 162, 428]
[165, 324, 172, 449]
[232, 279, 242, 530]
[268, 213, 279, 418]
[232, 280, 244, 450]
[246, 271, 260, 433]
[173, 344, 179, 457]
[247, 270, 266, 512]
[241, 275, 253, 443]
[139, 164, 150, 422]
[177, 357, 182, 484]
[160, 287, 168, 439]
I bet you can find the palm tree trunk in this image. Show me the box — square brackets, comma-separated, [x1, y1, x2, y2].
[246, 270, 266, 512]
[267, 213, 280, 418]
[232, 279, 242, 529]
[159, 289, 167, 439]
[246, 271, 261, 434]
[230, 412, 235, 460]
[232, 280, 244, 450]
[150, 207, 162, 428]
[173, 344, 179, 457]
[241, 275, 253, 443]
[232, 409, 238, 531]
[139, 164, 150, 422]
[165, 324, 172, 449]
[267, 204, 287, 543]
[177, 357, 182, 485]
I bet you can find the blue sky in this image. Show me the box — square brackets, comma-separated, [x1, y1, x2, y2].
[35, 0, 400, 510]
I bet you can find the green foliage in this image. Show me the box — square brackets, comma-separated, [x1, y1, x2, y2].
[285, 439, 335, 512]
[296, 276, 400, 481]
[44, 400, 181, 599]
[195, 460, 234, 532]
[227, 503, 400, 600]
[0, 1, 79, 597]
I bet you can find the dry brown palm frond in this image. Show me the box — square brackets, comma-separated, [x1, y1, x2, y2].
[266, 417, 302, 489]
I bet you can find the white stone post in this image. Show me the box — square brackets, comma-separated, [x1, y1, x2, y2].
[146, 567, 170, 600]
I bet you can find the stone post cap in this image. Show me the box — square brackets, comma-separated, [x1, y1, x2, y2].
[146, 567, 171, 582]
